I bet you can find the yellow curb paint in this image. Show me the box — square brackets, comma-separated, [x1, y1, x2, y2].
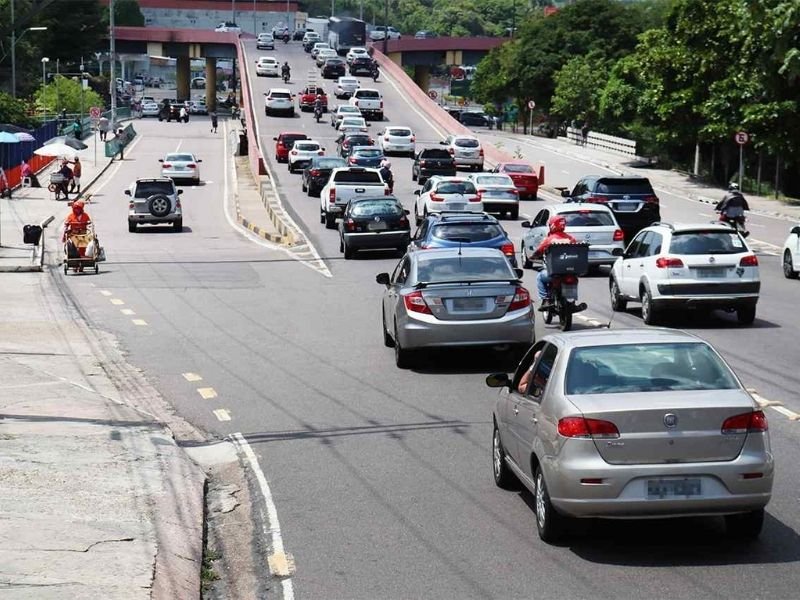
[213, 409, 231, 421]
[120, 308, 135, 315]
[268, 552, 296, 578]
[197, 387, 218, 399]
[132, 319, 148, 326]
[110, 298, 125, 305]
[182, 372, 203, 382]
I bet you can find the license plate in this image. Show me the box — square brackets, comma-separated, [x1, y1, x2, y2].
[647, 478, 702, 499]
[616, 202, 638, 212]
[449, 203, 465, 211]
[452, 298, 485, 310]
[589, 250, 604, 259]
[695, 267, 726, 278]
[173, 166, 185, 170]
[368, 221, 387, 231]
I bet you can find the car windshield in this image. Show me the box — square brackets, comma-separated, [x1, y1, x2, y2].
[475, 176, 512, 186]
[333, 171, 381, 183]
[431, 223, 503, 242]
[388, 129, 412, 137]
[165, 154, 194, 162]
[134, 181, 173, 198]
[342, 119, 365, 125]
[668, 231, 747, 255]
[596, 178, 654, 195]
[351, 200, 402, 217]
[357, 91, 380, 99]
[340, 106, 360, 113]
[355, 149, 382, 157]
[340, 78, 358, 85]
[562, 211, 615, 227]
[271, 92, 291, 99]
[435, 181, 476, 194]
[326, 59, 344, 64]
[295, 143, 319, 151]
[315, 158, 346, 168]
[503, 164, 533, 173]
[416, 256, 513, 283]
[345, 136, 371, 146]
[454, 138, 480, 148]
[421, 149, 451, 159]
[565, 343, 739, 395]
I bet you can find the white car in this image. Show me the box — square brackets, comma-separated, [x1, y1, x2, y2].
[334, 77, 360, 98]
[315, 49, 338, 67]
[521, 203, 625, 268]
[467, 172, 520, 220]
[337, 116, 368, 133]
[159, 152, 202, 184]
[264, 88, 295, 116]
[257, 33, 275, 50]
[191, 76, 206, 89]
[369, 26, 401, 41]
[782, 224, 800, 279]
[288, 140, 325, 173]
[141, 101, 160, 117]
[330, 105, 362, 128]
[345, 47, 369, 64]
[441, 134, 484, 171]
[256, 56, 280, 77]
[215, 22, 241, 33]
[610, 222, 760, 325]
[188, 100, 208, 115]
[413, 176, 482, 225]
[378, 126, 415, 156]
[311, 42, 331, 58]
[303, 31, 320, 44]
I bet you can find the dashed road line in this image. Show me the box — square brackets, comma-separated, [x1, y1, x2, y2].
[182, 372, 203, 382]
[120, 308, 135, 316]
[213, 409, 231, 422]
[197, 387, 218, 400]
[100, 290, 113, 296]
[772, 406, 800, 421]
[131, 319, 148, 326]
[110, 298, 125, 305]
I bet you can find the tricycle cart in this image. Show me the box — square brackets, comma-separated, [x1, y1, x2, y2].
[63, 221, 102, 274]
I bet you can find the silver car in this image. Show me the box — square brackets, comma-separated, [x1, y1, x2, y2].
[377, 247, 535, 368]
[488, 328, 773, 543]
[159, 152, 202, 184]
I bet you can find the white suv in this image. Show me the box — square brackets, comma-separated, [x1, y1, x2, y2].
[264, 88, 295, 116]
[441, 135, 484, 171]
[125, 178, 183, 232]
[413, 176, 482, 226]
[781, 224, 800, 279]
[288, 140, 324, 173]
[609, 222, 760, 325]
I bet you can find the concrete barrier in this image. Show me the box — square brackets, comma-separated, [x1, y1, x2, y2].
[236, 39, 266, 179]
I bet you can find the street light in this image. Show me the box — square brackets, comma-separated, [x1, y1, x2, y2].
[9, 21, 48, 98]
[41, 57, 49, 121]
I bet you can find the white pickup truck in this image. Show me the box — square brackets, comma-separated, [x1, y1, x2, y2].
[348, 88, 384, 121]
[319, 167, 389, 229]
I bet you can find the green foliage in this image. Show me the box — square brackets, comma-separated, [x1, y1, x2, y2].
[113, 0, 145, 27]
[35, 75, 103, 115]
[0, 92, 37, 127]
[550, 53, 608, 121]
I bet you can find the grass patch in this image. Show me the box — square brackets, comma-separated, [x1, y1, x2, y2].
[201, 548, 221, 589]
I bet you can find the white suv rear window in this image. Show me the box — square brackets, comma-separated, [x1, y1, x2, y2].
[668, 231, 747, 255]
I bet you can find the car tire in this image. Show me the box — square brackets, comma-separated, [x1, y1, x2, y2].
[414, 204, 422, 227]
[128, 221, 137, 233]
[325, 213, 337, 230]
[394, 323, 414, 369]
[737, 305, 756, 325]
[301, 179, 307, 192]
[173, 219, 182, 232]
[510, 207, 519, 220]
[308, 185, 318, 198]
[147, 194, 172, 218]
[288, 162, 294, 173]
[640, 287, 659, 325]
[610, 277, 628, 312]
[320, 209, 325, 224]
[725, 508, 764, 540]
[522, 242, 533, 269]
[783, 250, 798, 279]
[381, 308, 395, 345]
[534, 465, 566, 543]
[412, 169, 418, 182]
[343, 243, 354, 259]
[492, 425, 517, 489]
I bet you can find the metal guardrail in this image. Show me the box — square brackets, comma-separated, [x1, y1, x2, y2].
[566, 126, 637, 156]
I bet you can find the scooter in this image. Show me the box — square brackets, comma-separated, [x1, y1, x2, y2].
[283, 33, 290, 44]
[283, 71, 291, 84]
[314, 105, 323, 123]
[538, 244, 589, 332]
[372, 68, 379, 82]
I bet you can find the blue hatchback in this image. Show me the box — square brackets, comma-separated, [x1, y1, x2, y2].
[347, 146, 385, 168]
[408, 212, 518, 267]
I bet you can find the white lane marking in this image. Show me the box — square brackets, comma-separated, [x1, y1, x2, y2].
[561, 169, 570, 174]
[748, 389, 799, 421]
[197, 387, 218, 400]
[175, 140, 183, 153]
[110, 298, 125, 305]
[90, 134, 146, 195]
[231, 432, 295, 600]
[772, 406, 800, 421]
[521, 213, 533, 220]
[131, 319, 148, 326]
[120, 308, 135, 315]
[100, 290, 112, 296]
[213, 409, 231, 422]
[182, 372, 203, 382]
[381, 66, 446, 139]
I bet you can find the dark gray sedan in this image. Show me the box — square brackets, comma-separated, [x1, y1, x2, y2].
[377, 247, 535, 368]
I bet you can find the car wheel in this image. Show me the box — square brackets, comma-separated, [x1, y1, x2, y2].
[610, 277, 628, 312]
[558, 303, 573, 332]
[320, 209, 325, 224]
[301, 179, 307, 192]
[725, 508, 764, 540]
[128, 221, 137, 233]
[534, 465, 566, 543]
[308, 185, 318, 197]
[288, 162, 294, 173]
[509, 207, 519, 220]
[394, 323, 413, 369]
[325, 213, 337, 230]
[641, 287, 659, 325]
[531, 194, 539, 201]
[343, 242, 355, 259]
[414, 204, 422, 227]
[173, 219, 183, 232]
[783, 250, 798, 279]
[522, 242, 533, 269]
[737, 305, 756, 325]
[492, 425, 517, 489]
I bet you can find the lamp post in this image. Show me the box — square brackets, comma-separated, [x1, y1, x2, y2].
[382, 0, 389, 55]
[80, 59, 85, 122]
[41, 57, 49, 121]
[110, 0, 117, 130]
[252, 0, 256, 34]
[10, 23, 48, 98]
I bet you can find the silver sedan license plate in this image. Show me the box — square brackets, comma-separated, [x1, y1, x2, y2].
[647, 478, 702, 499]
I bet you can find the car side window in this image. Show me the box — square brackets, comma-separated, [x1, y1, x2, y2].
[533, 209, 549, 227]
[422, 180, 432, 193]
[625, 231, 646, 258]
[636, 231, 654, 258]
[528, 343, 558, 401]
[511, 341, 546, 395]
[391, 257, 410, 284]
[648, 232, 663, 256]
[413, 221, 428, 241]
[571, 180, 585, 197]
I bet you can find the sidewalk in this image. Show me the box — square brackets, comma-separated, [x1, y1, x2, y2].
[484, 130, 800, 222]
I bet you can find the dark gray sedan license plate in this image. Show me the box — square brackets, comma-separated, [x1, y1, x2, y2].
[647, 478, 702, 499]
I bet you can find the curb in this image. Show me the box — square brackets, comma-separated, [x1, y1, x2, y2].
[231, 156, 291, 245]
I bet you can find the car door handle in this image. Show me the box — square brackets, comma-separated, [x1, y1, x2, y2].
[513, 406, 519, 415]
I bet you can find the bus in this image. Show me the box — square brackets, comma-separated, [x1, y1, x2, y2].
[328, 16, 366, 55]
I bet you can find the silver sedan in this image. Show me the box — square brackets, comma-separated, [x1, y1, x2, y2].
[377, 247, 535, 368]
[488, 328, 773, 543]
[159, 152, 202, 184]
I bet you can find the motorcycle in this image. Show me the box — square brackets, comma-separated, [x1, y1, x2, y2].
[314, 105, 323, 123]
[282, 71, 291, 84]
[717, 209, 749, 237]
[372, 67, 380, 82]
[537, 244, 589, 332]
[283, 33, 290, 44]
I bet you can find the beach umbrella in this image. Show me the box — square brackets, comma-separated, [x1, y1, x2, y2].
[0, 131, 21, 143]
[0, 124, 32, 134]
[14, 132, 36, 142]
[34, 143, 77, 159]
[44, 135, 88, 150]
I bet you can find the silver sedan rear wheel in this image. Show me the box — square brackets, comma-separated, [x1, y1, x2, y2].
[492, 426, 516, 489]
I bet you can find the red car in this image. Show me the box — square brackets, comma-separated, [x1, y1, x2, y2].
[274, 132, 309, 163]
[492, 162, 539, 200]
[298, 86, 328, 112]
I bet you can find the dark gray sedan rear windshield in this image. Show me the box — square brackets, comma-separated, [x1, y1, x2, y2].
[432, 223, 503, 242]
[416, 256, 513, 282]
[595, 178, 654, 195]
[333, 171, 382, 183]
[668, 231, 747, 255]
[420, 149, 451, 158]
[565, 343, 738, 395]
[354, 149, 382, 157]
[454, 138, 480, 148]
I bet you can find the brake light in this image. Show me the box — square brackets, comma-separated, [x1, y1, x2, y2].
[380, 100, 383, 109]
[291, 150, 298, 155]
[448, 148, 455, 155]
[613, 229, 624, 241]
[411, 136, 416, 142]
[186, 163, 196, 168]
[329, 188, 336, 203]
[162, 163, 172, 168]
[430, 194, 444, 202]
[419, 160, 427, 167]
[385, 187, 391, 195]
[479, 148, 484, 157]
[310, 169, 321, 176]
[403, 290, 432, 314]
[128, 201, 134, 210]
[399, 215, 408, 226]
[558, 416, 620, 439]
[508, 286, 531, 311]
[468, 195, 481, 203]
[655, 257, 684, 268]
[384, 136, 390, 141]
[318, 150, 324, 155]
[739, 255, 758, 267]
[585, 196, 606, 204]
[176, 199, 182, 209]
[344, 218, 356, 232]
[722, 410, 768, 434]
[348, 157, 357, 164]
[500, 243, 515, 256]
[510, 188, 519, 196]
[644, 195, 660, 204]
[476, 190, 483, 201]
[562, 274, 578, 284]
[354, 100, 359, 107]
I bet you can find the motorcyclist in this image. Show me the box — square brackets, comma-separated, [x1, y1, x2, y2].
[313, 94, 324, 121]
[533, 215, 576, 310]
[379, 159, 394, 192]
[281, 62, 291, 81]
[715, 183, 750, 235]
[371, 61, 380, 81]
[283, 30, 290, 43]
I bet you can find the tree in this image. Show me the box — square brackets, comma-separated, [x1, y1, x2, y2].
[35, 0, 107, 65]
[113, 0, 144, 27]
[550, 53, 608, 122]
[35, 74, 103, 115]
[0, 91, 37, 127]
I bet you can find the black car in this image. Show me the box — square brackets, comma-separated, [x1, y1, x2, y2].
[412, 148, 456, 184]
[293, 28, 306, 40]
[459, 111, 492, 127]
[349, 56, 375, 76]
[302, 156, 347, 197]
[562, 176, 661, 240]
[337, 133, 374, 157]
[339, 196, 411, 259]
[322, 58, 347, 79]
[158, 102, 189, 122]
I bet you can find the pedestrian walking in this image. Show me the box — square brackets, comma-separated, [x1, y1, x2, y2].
[98, 116, 109, 141]
[581, 122, 590, 147]
[68, 157, 82, 195]
[210, 110, 218, 133]
[116, 128, 127, 160]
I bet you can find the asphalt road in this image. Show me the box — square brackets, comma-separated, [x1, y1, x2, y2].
[58, 40, 800, 599]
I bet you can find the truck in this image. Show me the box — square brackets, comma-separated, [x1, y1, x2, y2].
[306, 17, 329, 40]
[348, 88, 384, 121]
[319, 167, 389, 229]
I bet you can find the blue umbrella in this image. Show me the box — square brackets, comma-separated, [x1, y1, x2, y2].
[0, 131, 21, 143]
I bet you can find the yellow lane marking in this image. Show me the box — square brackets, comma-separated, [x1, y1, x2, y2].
[132, 319, 148, 326]
[182, 372, 203, 382]
[110, 298, 125, 305]
[120, 308, 135, 315]
[100, 290, 113, 296]
[197, 387, 218, 399]
[213, 409, 231, 421]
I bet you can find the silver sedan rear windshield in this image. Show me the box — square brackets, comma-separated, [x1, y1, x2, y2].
[432, 223, 503, 242]
[565, 343, 739, 395]
[416, 256, 513, 283]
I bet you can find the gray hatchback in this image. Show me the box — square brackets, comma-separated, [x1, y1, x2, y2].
[376, 247, 535, 368]
[488, 328, 773, 543]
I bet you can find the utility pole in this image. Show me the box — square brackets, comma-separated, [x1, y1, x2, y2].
[10, 0, 15, 96]
[382, 0, 388, 55]
[110, 0, 117, 129]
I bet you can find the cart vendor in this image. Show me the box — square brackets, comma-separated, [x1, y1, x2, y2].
[62, 199, 91, 239]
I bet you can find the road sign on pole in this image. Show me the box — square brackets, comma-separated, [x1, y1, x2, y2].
[90, 106, 102, 119]
[428, 90, 438, 100]
[528, 99, 535, 110]
[735, 131, 749, 145]
[735, 132, 749, 190]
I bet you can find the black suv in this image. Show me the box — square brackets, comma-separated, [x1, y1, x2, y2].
[412, 148, 456, 185]
[349, 56, 375, 76]
[562, 176, 660, 240]
[302, 156, 347, 197]
[158, 101, 189, 123]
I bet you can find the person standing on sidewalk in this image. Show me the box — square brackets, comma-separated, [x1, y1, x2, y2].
[68, 157, 82, 195]
[0, 165, 11, 199]
[98, 116, 109, 141]
[210, 110, 218, 133]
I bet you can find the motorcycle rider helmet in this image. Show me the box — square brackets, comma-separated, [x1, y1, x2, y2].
[728, 182, 739, 191]
[547, 215, 567, 234]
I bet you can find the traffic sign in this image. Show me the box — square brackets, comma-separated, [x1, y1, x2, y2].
[735, 131, 749, 145]
[528, 100, 536, 110]
[428, 90, 438, 100]
[90, 106, 102, 119]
